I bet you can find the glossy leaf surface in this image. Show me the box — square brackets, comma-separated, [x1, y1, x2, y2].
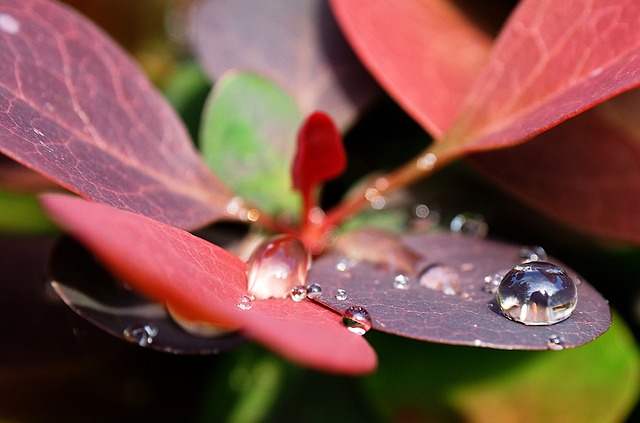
[329, 0, 492, 136]
[0, 0, 232, 230]
[189, 0, 379, 129]
[49, 236, 246, 354]
[439, 0, 640, 155]
[470, 89, 640, 244]
[41, 194, 377, 374]
[200, 72, 302, 217]
[311, 232, 610, 350]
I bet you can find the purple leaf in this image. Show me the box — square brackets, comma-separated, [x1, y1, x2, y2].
[189, 0, 379, 129]
[0, 0, 233, 230]
[310, 232, 610, 350]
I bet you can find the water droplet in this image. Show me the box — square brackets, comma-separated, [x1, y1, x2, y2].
[246, 235, 311, 299]
[416, 152, 437, 170]
[497, 261, 578, 325]
[123, 324, 158, 347]
[414, 204, 430, 219]
[33, 128, 45, 137]
[306, 283, 323, 299]
[236, 295, 253, 310]
[473, 339, 482, 347]
[483, 271, 506, 294]
[393, 274, 411, 290]
[547, 335, 565, 350]
[519, 245, 547, 262]
[419, 264, 460, 295]
[0, 14, 20, 34]
[450, 212, 488, 238]
[335, 257, 356, 272]
[290, 285, 307, 302]
[335, 288, 348, 301]
[342, 306, 372, 335]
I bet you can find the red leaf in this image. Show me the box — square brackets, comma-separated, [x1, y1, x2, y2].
[329, 0, 492, 137]
[41, 194, 377, 374]
[440, 0, 640, 155]
[190, 0, 379, 129]
[0, 0, 233, 230]
[40, 193, 247, 329]
[469, 89, 640, 244]
[292, 112, 346, 194]
[310, 232, 610, 350]
[242, 299, 377, 375]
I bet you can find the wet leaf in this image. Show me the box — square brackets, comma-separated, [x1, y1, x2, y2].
[364, 313, 639, 423]
[200, 71, 302, 217]
[0, 0, 232, 230]
[311, 232, 610, 349]
[41, 194, 377, 374]
[470, 89, 640, 244]
[329, 0, 492, 136]
[49, 236, 246, 354]
[437, 0, 640, 155]
[189, 0, 379, 129]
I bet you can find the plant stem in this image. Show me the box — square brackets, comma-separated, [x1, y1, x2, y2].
[322, 144, 455, 230]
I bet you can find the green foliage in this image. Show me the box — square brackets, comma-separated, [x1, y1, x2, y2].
[199, 71, 303, 218]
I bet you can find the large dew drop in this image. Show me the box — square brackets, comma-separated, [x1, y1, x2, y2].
[497, 261, 578, 325]
[342, 306, 372, 335]
[246, 235, 311, 299]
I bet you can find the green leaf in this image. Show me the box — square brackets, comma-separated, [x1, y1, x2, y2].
[0, 191, 55, 233]
[200, 71, 303, 218]
[364, 312, 640, 423]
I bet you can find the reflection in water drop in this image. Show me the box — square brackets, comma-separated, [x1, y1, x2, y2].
[246, 235, 311, 299]
[335, 289, 348, 301]
[419, 264, 460, 295]
[123, 324, 158, 347]
[306, 283, 323, 299]
[236, 295, 253, 310]
[497, 261, 578, 325]
[290, 285, 307, 302]
[547, 335, 566, 350]
[450, 212, 488, 238]
[393, 274, 411, 290]
[519, 245, 547, 262]
[342, 306, 372, 335]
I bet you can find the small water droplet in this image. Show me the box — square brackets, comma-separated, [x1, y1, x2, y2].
[483, 271, 506, 294]
[414, 204, 430, 219]
[547, 335, 566, 350]
[393, 274, 411, 290]
[342, 306, 372, 335]
[123, 324, 158, 346]
[335, 257, 356, 272]
[246, 235, 311, 299]
[450, 212, 488, 238]
[236, 295, 253, 310]
[497, 261, 578, 325]
[335, 288, 348, 301]
[306, 283, 323, 299]
[416, 152, 437, 170]
[519, 245, 547, 262]
[290, 285, 307, 302]
[33, 128, 45, 137]
[473, 339, 482, 347]
[419, 264, 460, 295]
[0, 14, 20, 34]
